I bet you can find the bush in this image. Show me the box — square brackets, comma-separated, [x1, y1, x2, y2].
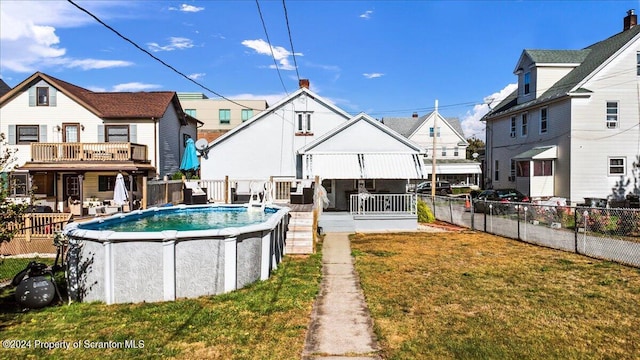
[417, 198, 435, 223]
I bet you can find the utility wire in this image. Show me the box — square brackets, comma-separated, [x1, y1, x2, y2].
[255, 0, 289, 95]
[66, 0, 257, 110]
[282, 0, 300, 82]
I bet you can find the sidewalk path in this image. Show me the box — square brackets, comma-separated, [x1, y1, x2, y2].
[302, 232, 380, 360]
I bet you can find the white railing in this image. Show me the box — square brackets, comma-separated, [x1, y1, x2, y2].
[197, 179, 229, 203]
[350, 193, 417, 215]
[272, 177, 294, 203]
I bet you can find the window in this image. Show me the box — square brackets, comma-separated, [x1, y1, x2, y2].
[517, 161, 530, 177]
[241, 109, 253, 122]
[637, 52, 640, 76]
[510, 160, 516, 178]
[296, 112, 312, 134]
[184, 109, 196, 117]
[441, 146, 447, 156]
[521, 113, 528, 137]
[16, 125, 39, 144]
[37, 87, 49, 106]
[453, 147, 459, 157]
[99, 175, 137, 192]
[8, 173, 29, 196]
[540, 108, 548, 134]
[105, 125, 129, 142]
[31, 172, 55, 196]
[494, 160, 499, 181]
[606, 101, 618, 129]
[429, 127, 441, 137]
[510, 117, 516, 137]
[533, 160, 553, 176]
[219, 109, 231, 124]
[609, 157, 626, 175]
[524, 72, 531, 94]
[355, 179, 375, 191]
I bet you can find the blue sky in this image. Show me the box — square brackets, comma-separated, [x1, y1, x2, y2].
[1, 0, 639, 139]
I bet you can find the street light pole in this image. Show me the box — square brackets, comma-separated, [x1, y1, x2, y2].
[431, 99, 438, 199]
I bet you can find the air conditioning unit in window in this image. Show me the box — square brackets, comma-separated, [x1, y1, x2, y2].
[508, 176, 515, 182]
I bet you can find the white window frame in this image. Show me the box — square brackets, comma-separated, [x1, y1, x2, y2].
[539, 107, 548, 134]
[524, 72, 531, 95]
[441, 146, 447, 157]
[637, 51, 640, 76]
[606, 101, 618, 129]
[296, 111, 313, 134]
[608, 157, 626, 176]
[520, 113, 528, 137]
[429, 127, 441, 137]
[510, 117, 516, 137]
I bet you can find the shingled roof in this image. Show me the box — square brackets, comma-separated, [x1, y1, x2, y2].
[382, 112, 466, 139]
[486, 25, 640, 118]
[0, 79, 11, 97]
[0, 72, 186, 122]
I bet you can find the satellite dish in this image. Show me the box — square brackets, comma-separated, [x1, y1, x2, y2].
[195, 138, 208, 150]
[194, 138, 210, 159]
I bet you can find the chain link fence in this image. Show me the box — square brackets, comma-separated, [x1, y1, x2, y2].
[422, 195, 640, 268]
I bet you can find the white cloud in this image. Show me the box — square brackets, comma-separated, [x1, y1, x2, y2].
[148, 37, 195, 52]
[188, 73, 206, 80]
[241, 39, 302, 71]
[0, 1, 135, 73]
[363, 73, 384, 79]
[66, 59, 134, 70]
[460, 83, 517, 139]
[360, 10, 373, 19]
[169, 4, 204, 12]
[111, 82, 161, 92]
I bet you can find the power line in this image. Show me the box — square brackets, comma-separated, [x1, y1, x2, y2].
[66, 0, 258, 111]
[282, 0, 301, 82]
[255, 0, 289, 95]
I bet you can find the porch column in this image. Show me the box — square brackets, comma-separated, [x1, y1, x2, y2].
[78, 173, 84, 216]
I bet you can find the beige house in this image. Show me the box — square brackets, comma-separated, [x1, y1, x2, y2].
[177, 93, 268, 143]
[0, 72, 199, 214]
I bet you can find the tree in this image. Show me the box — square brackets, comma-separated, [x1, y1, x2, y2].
[466, 136, 485, 160]
[0, 133, 29, 244]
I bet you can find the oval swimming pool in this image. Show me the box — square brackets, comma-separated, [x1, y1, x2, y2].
[63, 204, 290, 305]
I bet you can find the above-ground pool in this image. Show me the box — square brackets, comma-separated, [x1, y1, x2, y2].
[63, 204, 290, 304]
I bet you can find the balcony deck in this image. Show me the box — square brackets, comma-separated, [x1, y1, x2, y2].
[30, 142, 149, 162]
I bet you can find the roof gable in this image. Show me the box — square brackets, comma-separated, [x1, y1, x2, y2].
[384, 112, 467, 143]
[0, 72, 184, 122]
[299, 113, 424, 154]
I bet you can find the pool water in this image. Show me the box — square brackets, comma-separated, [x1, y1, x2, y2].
[79, 206, 277, 232]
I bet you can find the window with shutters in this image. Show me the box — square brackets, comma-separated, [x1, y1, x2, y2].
[36, 87, 49, 106]
[105, 125, 129, 142]
[16, 125, 39, 144]
[295, 112, 313, 135]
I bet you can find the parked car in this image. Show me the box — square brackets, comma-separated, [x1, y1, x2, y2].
[473, 189, 530, 214]
[416, 181, 452, 195]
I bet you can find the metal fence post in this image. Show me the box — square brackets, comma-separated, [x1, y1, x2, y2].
[574, 208, 578, 253]
[517, 206, 521, 241]
[449, 197, 453, 223]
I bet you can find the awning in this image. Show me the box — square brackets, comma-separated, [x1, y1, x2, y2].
[513, 145, 557, 160]
[304, 153, 425, 179]
[423, 162, 482, 175]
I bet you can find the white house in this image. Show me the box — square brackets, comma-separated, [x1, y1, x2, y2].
[482, 10, 640, 205]
[382, 112, 482, 186]
[200, 80, 426, 211]
[0, 72, 199, 213]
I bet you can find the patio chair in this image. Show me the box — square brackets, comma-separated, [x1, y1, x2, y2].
[183, 181, 207, 205]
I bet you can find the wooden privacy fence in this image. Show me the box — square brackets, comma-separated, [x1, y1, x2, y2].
[1, 213, 72, 255]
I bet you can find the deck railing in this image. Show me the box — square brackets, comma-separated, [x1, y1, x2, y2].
[1, 213, 73, 255]
[350, 193, 417, 215]
[31, 142, 148, 162]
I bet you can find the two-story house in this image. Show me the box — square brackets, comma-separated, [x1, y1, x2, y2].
[482, 10, 640, 204]
[200, 80, 426, 211]
[382, 112, 481, 187]
[0, 72, 199, 214]
[177, 92, 268, 143]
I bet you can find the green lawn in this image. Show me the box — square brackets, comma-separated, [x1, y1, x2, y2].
[0, 253, 322, 360]
[351, 231, 640, 360]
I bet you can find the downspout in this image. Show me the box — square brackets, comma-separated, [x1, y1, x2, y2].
[153, 117, 158, 178]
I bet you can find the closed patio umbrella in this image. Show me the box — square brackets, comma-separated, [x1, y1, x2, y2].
[180, 138, 200, 178]
[113, 173, 129, 206]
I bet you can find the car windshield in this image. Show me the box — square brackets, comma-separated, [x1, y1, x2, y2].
[496, 189, 521, 198]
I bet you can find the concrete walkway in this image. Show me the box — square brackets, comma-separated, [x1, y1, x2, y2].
[302, 232, 380, 360]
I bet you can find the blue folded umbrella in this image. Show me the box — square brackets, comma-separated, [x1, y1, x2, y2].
[180, 138, 200, 172]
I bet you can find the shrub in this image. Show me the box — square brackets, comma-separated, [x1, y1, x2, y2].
[417, 198, 435, 223]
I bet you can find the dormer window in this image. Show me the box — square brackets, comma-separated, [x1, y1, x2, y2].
[295, 111, 313, 135]
[37, 87, 49, 106]
[524, 72, 531, 95]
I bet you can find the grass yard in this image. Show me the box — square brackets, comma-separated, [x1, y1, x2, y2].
[351, 231, 640, 360]
[0, 253, 322, 360]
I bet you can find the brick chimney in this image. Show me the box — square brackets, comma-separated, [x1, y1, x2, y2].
[412, 112, 419, 118]
[299, 79, 310, 89]
[624, 9, 637, 31]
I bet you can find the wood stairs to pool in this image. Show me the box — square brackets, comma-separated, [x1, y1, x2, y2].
[286, 211, 314, 254]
